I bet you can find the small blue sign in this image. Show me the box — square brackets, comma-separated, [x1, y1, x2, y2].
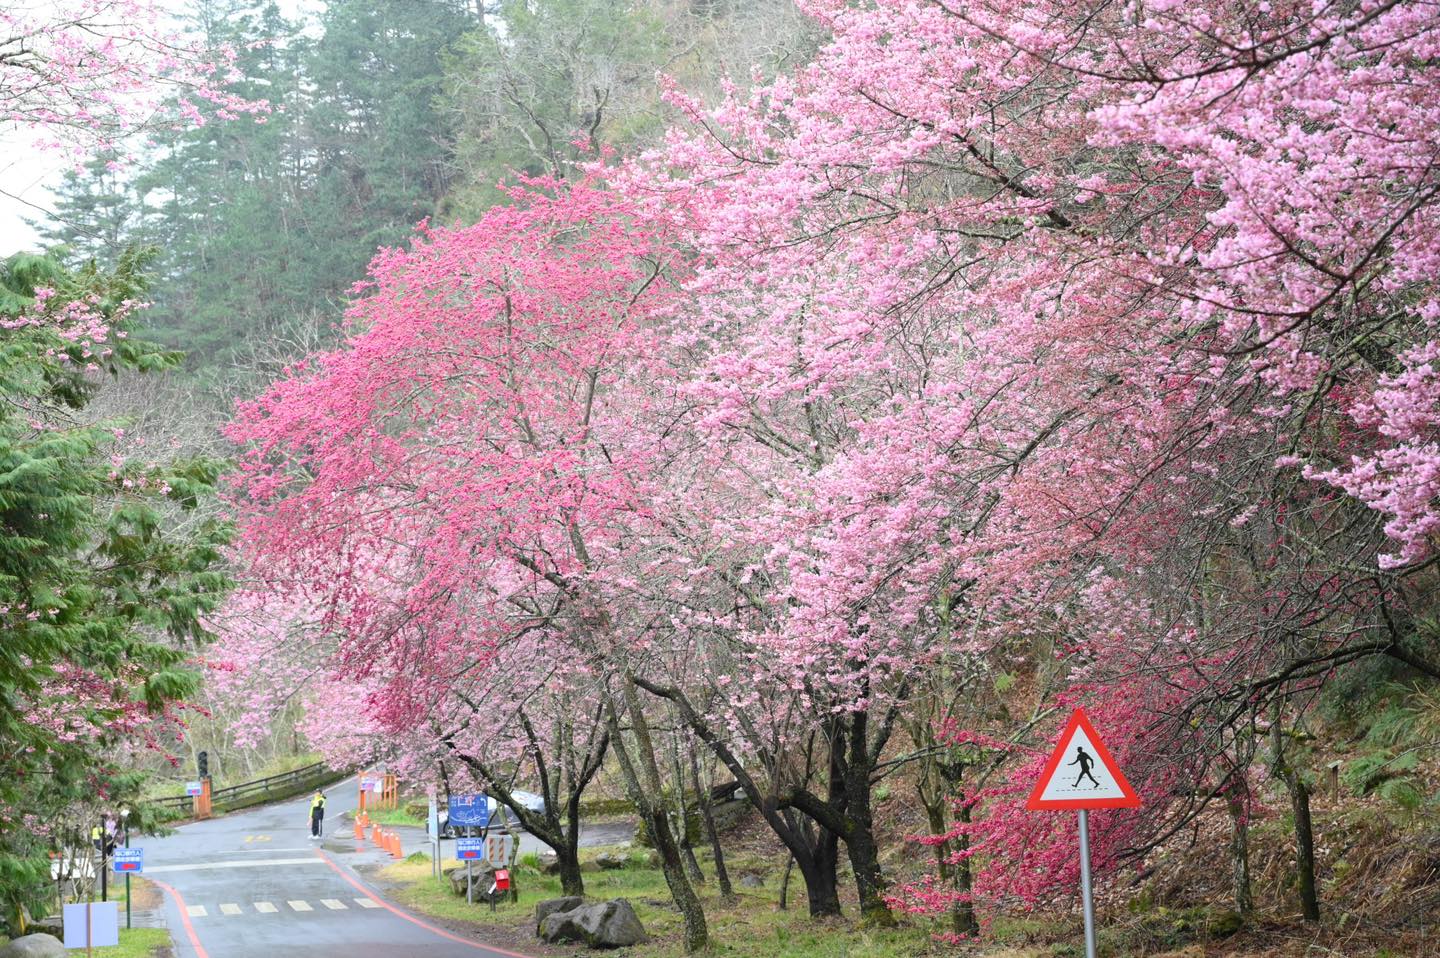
[113, 848, 143, 874]
[447, 794, 490, 828]
[455, 837, 483, 861]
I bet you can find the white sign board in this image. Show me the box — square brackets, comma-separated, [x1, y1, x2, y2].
[485, 832, 513, 865]
[185, 780, 203, 797]
[63, 901, 119, 948]
[1027, 708, 1140, 811]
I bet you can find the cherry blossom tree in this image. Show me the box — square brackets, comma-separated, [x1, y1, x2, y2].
[2, 0, 267, 160]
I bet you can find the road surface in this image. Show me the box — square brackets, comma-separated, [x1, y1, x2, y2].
[141, 779, 534, 958]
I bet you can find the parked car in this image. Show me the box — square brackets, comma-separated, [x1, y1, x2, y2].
[437, 790, 546, 837]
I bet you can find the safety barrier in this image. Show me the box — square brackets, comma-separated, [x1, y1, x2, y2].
[153, 762, 348, 818]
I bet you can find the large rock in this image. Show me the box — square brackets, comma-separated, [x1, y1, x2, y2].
[534, 896, 585, 934]
[594, 851, 627, 870]
[0, 934, 65, 958]
[445, 864, 503, 902]
[536, 850, 561, 875]
[539, 900, 648, 948]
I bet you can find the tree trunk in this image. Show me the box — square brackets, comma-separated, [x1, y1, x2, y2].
[691, 748, 734, 902]
[1271, 720, 1320, 923]
[558, 834, 585, 897]
[670, 738, 705, 885]
[1288, 776, 1320, 922]
[842, 712, 894, 927]
[607, 678, 708, 951]
[1225, 785, 1253, 918]
[631, 675, 845, 920]
[778, 854, 794, 910]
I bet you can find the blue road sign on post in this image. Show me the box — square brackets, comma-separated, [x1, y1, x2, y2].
[113, 848, 143, 874]
[455, 837, 484, 861]
[447, 794, 491, 829]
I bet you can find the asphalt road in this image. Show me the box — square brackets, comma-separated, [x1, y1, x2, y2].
[140, 779, 533, 958]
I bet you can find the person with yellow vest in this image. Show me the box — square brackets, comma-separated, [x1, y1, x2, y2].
[308, 789, 326, 839]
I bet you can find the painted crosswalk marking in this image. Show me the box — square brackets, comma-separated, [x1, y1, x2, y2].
[188, 898, 383, 917]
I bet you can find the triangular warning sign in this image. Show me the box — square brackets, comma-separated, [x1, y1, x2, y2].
[1026, 708, 1141, 810]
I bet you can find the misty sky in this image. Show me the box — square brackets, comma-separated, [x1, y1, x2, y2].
[1, 0, 319, 258]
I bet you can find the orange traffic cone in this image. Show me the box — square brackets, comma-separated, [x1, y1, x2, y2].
[389, 832, 402, 858]
[353, 819, 364, 841]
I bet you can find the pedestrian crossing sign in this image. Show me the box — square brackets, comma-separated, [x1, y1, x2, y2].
[1026, 708, 1141, 810]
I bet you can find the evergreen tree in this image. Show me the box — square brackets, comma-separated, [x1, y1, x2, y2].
[0, 250, 230, 932]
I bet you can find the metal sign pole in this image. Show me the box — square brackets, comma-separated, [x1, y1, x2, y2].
[124, 826, 131, 930]
[1078, 810, 1097, 958]
[466, 859, 473, 905]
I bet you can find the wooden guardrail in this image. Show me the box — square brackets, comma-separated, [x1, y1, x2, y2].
[153, 762, 346, 813]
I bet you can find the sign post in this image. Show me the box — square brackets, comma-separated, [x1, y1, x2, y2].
[456, 837, 484, 905]
[427, 796, 440, 880]
[112, 845, 142, 932]
[1026, 708, 1141, 958]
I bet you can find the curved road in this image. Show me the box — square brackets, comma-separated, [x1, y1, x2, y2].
[142, 780, 532, 958]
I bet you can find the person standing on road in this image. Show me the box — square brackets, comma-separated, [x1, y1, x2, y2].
[309, 789, 326, 838]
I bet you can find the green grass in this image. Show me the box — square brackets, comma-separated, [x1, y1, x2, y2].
[379, 846, 949, 958]
[87, 927, 171, 957]
[365, 807, 427, 828]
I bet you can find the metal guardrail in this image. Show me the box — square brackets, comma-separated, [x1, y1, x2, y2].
[152, 761, 339, 812]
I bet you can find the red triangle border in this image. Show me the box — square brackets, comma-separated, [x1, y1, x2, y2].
[1025, 707, 1142, 810]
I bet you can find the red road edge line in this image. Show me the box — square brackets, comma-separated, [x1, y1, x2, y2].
[315, 849, 536, 958]
[148, 877, 211, 958]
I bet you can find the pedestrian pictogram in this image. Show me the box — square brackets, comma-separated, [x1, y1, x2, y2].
[1026, 707, 1141, 810]
[1027, 708, 1142, 958]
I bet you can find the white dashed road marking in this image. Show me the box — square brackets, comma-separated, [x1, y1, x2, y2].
[354, 898, 380, 909]
[255, 901, 278, 913]
[185, 905, 207, 918]
[288, 900, 313, 912]
[219, 904, 242, 915]
[149, 858, 326, 874]
[320, 899, 347, 910]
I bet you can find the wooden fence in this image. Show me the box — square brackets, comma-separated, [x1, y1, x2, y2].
[153, 762, 347, 814]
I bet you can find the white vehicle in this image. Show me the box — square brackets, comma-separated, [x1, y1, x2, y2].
[438, 791, 545, 837]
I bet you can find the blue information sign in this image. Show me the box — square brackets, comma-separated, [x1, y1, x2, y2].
[113, 848, 143, 874]
[455, 837, 484, 861]
[447, 794, 491, 828]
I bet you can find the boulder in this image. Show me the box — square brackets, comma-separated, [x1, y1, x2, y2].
[534, 896, 586, 934]
[445, 863, 502, 902]
[594, 851, 627, 870]
[739, 872, 764, 888]
[0, 934, 65, 958]
[536, 850, 561, 875]
[539, 899, 648, 948]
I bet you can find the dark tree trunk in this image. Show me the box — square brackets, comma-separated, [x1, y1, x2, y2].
[691, 748, 734, 902]
[840, 710, 894, 927]
[778, 854, 794, 911]
[1271, 719, 1320, 923]
[1288, 776, 1320, 922]
[632, 676, 845, 920]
